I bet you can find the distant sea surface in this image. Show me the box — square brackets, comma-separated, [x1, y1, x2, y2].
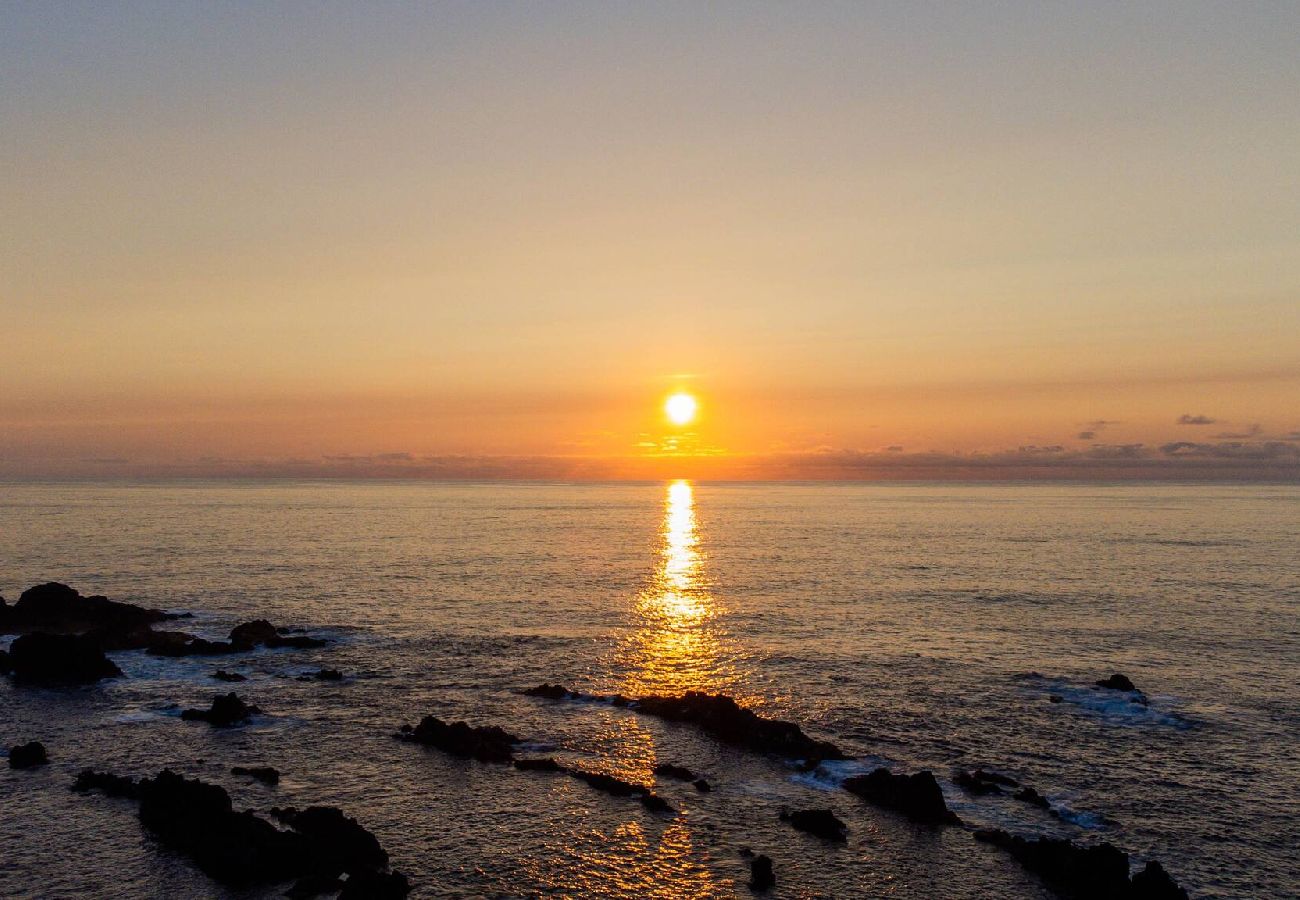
[2, 481, 1297, 898]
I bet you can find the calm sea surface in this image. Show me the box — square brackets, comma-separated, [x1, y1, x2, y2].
[1, 481, 1297, 898]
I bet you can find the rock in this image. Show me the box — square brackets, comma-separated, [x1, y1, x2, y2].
[72, 769, 140, 798]
[693, 778, 712, 792]
[0, 582, 172, 635]
[148, 636, 244, 657]
[631, 692, 847, 762]
[779, 808, 847, 842]
[181, 693, 260, 726]
[78, 769, 409, 892]
[843, 768, 960, 825]
[9, 741, 49, 769]
[232, 766, 280, 785]
[1096, 673, 1138, 692]
[954, 769, 1019, 795]
[1013, 786, 1051, 809]
[1130, 860, 1189, 899]
[6, 632, 122, 684]
[523, 683, 571, 699]
[230, 620, 329, 650]
[271, 635, 329, 649]
[272, 806, 388, 873]
[654, 763, 697, 781]
[402, 715, 518, 762]
[212, 670, 247, 682]
[639, 793, 675, 813]
[974, 829, 1185, 898]
[0, 649, 9, 674]
[567, 768, 673, 813]
[749, 854, 775, 890]
[313, 669, 343, 681]
[513, 757, 564, 772]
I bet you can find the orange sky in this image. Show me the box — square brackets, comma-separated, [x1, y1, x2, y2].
[2, 4, 1298, 479]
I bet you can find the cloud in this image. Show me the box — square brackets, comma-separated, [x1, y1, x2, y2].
[1076, 419, 1119, 441]
[1212, 424, 1261, 439]
[1177, 414, 1218, 425]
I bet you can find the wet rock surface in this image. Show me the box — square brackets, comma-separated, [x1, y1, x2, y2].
[232, 765, 281, 785]
[1096, 673, 1138, 692]
[0, 582, 172, 636]
[843, 768, 961, 825]
[212, 669, 247, 682]
[749, 853, 775, 890]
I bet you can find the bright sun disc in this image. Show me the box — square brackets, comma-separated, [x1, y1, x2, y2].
[665, 392, 698, 426]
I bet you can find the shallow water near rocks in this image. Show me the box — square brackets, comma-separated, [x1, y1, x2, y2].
[1, 481, 1297, 898]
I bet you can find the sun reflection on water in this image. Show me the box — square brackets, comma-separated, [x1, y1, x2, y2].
[617, 480, 747, 700]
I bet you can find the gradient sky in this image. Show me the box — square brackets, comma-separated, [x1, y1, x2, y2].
[2, 2, 1298, 478]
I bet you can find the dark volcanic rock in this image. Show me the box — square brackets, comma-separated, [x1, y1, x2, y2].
[212, 670, 247, 682]
[9, 741, 49, 769]
[337, 868, 412, 899]
[272, 806, 388, 873]
[975, 829, 1186, 899]
[0, 582, 171, 635]
[232, 765, 280, 785]
[633, 692, 847, 761]
[1096, 673, 1138, 692]
[513, 757, 564, 772]
[230, 620, 329, 650]
[523, 683, 571, 699]
[149, 636, 244, 657]
[693, 778, 712, 792]
[843, 768, 960, 825]
[654, 763, 697, 781]
[954, 769, 1019, 795]
[402, 715, 519, 762]
[780, 808, 847, 842]
[181, 693, 260, 726]
[6, 632, 122, 684]
[313, 669, 343, 681]
[749, 854, 775, 890]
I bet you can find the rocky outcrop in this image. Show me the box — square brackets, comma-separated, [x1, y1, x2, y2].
[780, 808, 847, 841]
[653, 763, 698, 781]
[1014, 786, 1051, 809]
[1096, 673, 1138, 692]
[75, 769, 409, 893]
[6, 632, 122, 684]
[954, 769, 1019, 795]
[975, 830, 1186, 899]
[749, 853, 775, 890]
[181, 693, 260, 726]
[232, 765, 280, 785]
[212, 670, 246, 682]
[9, 741, 48, 769]
[843, 768, 960, 825]
[523, 683, 571, 699]
[399, 716, 519, 762]
[0, 583, 172, 635]
[230, 620, 328, 650]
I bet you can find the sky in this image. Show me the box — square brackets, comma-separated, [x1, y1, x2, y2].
[2, 2, 1298, 480]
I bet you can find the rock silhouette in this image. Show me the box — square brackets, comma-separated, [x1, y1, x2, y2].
[0, 582, 172, 636]
[843, 768, 960, 825]
[1096, 673, 1138, 692]
[780, 808, 847, 841]
[212, 670, 247, 682]
[653, 763, 698, 781]
[231, 620, 328, 650]
[75, 769, 409, 893]
[9, 741, 48, 769]
[975, 829, 1186, 899]
[232, 766, 280, 785]
[400, 715, 519, 762]
[6, 632, 122, 684]
[749, 854, 775, 890]
[181, 693, 260, 726]
[954, 769, 1019, 795]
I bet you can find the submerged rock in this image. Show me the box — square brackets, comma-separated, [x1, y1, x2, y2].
[523, 683, 571, 699]
[212, 670, 247, 682]
[181, 693, 260, 726]
[231, 620, 328, 650]
[693, 778, 712, 792]
[148, 636, 245, 657]
[843, 768, 960, 825]
[232, 765, 280, 785]
[312, 669, 343, 681]
[780, 808, 847, 842]
[6, 632, 122, 684]
[0, 582, 172, 636]
[9, 741, 49, 769]
[401, 715, 519, 762]
[1013, 786, 1051, 809]
[749, 854, 775, 890]
[954, 769, 1019, 795]
[975, 829, 1186, 899]
[72, 769, 140, 798]
[513, 757, 564, 772]
[567, 768, 674, 813]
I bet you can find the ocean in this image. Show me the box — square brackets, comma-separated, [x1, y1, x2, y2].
[1, 481, 1297, 898]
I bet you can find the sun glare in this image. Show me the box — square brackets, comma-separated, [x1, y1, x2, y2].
[665, 392, 698, 426]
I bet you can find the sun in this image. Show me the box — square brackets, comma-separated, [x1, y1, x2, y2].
[665, 392, 698, 426]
